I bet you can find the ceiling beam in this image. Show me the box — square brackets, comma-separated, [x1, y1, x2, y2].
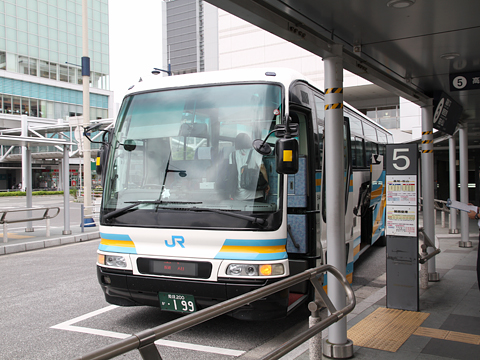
[207, 0, 430, 105]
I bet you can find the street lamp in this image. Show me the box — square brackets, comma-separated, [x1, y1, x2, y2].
[152, 65, 172, 76]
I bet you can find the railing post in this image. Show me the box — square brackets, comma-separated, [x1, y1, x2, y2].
[46, 218, 51, 237]
[3, 222, 7, 242]
[309, 301, 323, 360]
[81, 204, 85, 233]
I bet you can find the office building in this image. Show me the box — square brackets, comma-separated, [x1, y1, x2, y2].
[0, 0, 113, 190]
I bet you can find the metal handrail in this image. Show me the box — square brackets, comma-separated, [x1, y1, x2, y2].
[75, 264, 356, 360]
[418, 227, 441, 264]
[1, 206, 60, 242]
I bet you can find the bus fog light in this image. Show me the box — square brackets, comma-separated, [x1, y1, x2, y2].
[105, 255, 127, 268]
[246, 266, 258, 276]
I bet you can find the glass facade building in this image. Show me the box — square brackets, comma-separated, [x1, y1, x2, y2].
[0, 0, 112, 190]
[0, 0, 111, 121]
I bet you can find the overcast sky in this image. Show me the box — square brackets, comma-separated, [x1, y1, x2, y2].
[108, 0, 164, 108]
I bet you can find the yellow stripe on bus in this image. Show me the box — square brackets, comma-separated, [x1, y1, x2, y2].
[100, 239, 136, 248]
[353, 244, 360, 257]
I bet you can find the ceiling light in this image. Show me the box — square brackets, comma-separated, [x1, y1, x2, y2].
[387, 0, 416, 8]
[441, 52, 460, 60]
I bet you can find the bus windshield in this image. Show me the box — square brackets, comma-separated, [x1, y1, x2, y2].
[101, 83, 283, 230]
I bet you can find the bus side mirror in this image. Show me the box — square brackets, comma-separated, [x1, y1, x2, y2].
[96, 130, 112, 185]
[275, 137, 299, 174]
[96, 143, 110, 177]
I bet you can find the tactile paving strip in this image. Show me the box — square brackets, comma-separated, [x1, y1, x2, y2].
[414, 327, 480, 345]
[347, 307, 430, 352]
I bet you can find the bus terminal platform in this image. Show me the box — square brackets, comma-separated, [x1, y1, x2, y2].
[289, 217, 480, 360]
[0, 207, 478, 360]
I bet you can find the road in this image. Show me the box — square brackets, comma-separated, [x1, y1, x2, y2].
[0, 196, 386, 359]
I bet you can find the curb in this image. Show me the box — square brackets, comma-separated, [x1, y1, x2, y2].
[0, 231, 100, 256]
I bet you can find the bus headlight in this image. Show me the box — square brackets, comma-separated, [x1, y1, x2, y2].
[226, 263, 284, 277]
[102, 255, 127, 268]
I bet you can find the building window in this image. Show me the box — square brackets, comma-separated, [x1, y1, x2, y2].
[59, 65, 68, 82]
[359, 105, 400, 130]
[40, 60, 49, 79]
[0, 52, 6, 70]
[49, 62, 57, 80]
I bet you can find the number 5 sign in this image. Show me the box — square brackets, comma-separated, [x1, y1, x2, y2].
[386, 143, 418, 176]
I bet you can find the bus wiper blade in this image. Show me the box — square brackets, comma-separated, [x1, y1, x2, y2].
[190, 207, 267, 226]
[103, 200, 203, 221]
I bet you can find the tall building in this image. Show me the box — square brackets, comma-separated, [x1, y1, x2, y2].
[163, 0, 218, 75]
[0, 0, 113, 190]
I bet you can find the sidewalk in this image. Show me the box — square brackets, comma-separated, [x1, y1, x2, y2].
[0, 222, 100, 255]
[288, 216, 480, 360]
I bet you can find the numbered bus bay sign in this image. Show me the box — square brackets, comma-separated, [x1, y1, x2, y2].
[386, 143, 418, 176]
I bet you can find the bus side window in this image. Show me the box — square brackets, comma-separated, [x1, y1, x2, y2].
[365, 140, 375, 166]
[351, 136, 365, 168]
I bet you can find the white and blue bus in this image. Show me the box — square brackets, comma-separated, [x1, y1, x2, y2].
[95, 68, 393, 320]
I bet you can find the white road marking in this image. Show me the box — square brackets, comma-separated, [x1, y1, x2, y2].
[51, 305, 245, 356]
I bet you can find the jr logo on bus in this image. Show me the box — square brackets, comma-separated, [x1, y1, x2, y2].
[165, 236, 185, 248]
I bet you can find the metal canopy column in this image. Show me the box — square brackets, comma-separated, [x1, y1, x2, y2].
[449, 136, 458, 234]
[458, 125, 470, 247]
[21, 115, 33, 232]
[63, 144, 71, 235]
[323, 44, 353, 359]
[421, 100, 439, 281]
[82, 0, 93, 223]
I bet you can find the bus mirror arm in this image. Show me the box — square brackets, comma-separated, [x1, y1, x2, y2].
[252, 115, 300, 156]
[83, 124, 112, 145]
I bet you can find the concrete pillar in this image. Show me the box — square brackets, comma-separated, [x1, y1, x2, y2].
[421, 100, 439, 281]
[448, 136, 458, 233]
[322, 44, 353, 359]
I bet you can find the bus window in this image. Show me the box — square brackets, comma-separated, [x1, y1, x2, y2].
[365, 141, 377, 166]
[377, 132, 387, 144]
[378, 144, 386, 157]
[363, 122, 378, 142]
[351, 136, 365, 168]
[316, 125, 324, 170]
[350, 117, 363, 136]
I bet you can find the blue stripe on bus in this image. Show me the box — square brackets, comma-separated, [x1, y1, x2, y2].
[99, 233, 132, 241]
[214, 252, 287, 260]
[98, 244, 137, 254]
[222, 238, 287, 247]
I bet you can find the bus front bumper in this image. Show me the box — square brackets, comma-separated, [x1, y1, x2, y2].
[97, 265, 289, 320]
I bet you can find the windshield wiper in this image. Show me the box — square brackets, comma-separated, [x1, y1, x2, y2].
[103, 200, 202, 221]
[189, 207, 267, 226]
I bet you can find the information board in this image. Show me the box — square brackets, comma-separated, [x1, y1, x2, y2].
[386, 175, 417, 206]
[386, 205, 417, 237]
